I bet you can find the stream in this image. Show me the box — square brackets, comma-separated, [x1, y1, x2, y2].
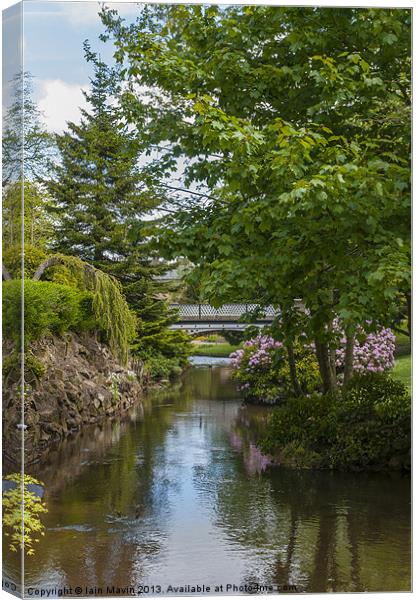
[3, 358, 411, 594]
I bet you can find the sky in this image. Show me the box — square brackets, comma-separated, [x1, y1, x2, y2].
[2, 0, 201, 200]
[2, 0, 414, 135]
[4, 1, 142, 132]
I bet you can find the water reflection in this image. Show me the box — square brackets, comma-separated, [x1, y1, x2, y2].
[3, 365, 411, 594]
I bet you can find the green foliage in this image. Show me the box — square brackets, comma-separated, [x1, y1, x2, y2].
[2, 243, 84, 286]
[2, 280, 92, 347]
[261, 374, 410, 470]
[333, 374, 411, 469]
[90, 266, 137, 365]
[3, 244, 47, 279]
[2, 353, 20, 377]
[2, 183, 56, 253]
[47, 47, 188, 369]
[222, 330, 245, 345]
[2, 72, 55, 186]
[110, 374, 120, 402]
[143, 353, 184, 380]
[280, 344, 321, 394]
[3, 351, 45, 380]
[2, 473, 48, 556]
[31, 254, 137, 364]
[24, 352, 46, 379]
[395, 332, 411, 357]
[3, 264, 135, 363]
[131, 308, 191, 364]
[232, 338, 320, 404]
[46, 47, 161, 283]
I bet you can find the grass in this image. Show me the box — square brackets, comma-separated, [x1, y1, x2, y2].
[391, 332, 411, 392]
[395, 332, 411, 357]
[191, 343, 240, 357]
[392, 354, 411, 392]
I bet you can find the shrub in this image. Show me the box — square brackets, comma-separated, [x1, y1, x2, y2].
[230, 335, 320, 404]
[2, 280, 95, 346]
[332, 374, 411, 469]
[3, 261, 137, 364]
[260, 373, 410, 471]
[3, 244, 80, 286]
[133, 327, 191, 366]
[230, 322, 396, 404]
[143, 353, 184, 380]
[261, 393, 337, 462]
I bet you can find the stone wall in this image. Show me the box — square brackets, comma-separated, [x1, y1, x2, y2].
[3, 332, 144, 465]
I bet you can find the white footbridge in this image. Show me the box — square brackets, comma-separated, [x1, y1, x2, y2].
[169, 303, 278, 333]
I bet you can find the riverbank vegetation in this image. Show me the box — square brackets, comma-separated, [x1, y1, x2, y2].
[229, 327, 410, 469]
[260, 374, 410, 471]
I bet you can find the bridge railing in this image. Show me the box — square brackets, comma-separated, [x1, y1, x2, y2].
[169, 303, 278, 321]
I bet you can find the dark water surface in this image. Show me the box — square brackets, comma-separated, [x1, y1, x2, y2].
[4, 362, 411, 594]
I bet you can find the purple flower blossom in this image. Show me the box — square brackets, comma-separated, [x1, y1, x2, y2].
[334, 322, 395, 374]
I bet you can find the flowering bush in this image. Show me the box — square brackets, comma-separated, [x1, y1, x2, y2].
[335, 325, 396, 374]
[230, 335, 284, 404]
[230, 324, 396, 403]
[230, 335, 319, 404]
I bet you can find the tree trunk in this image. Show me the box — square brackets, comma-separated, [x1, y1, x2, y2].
[286, 342, 302, 397]
[33, 257, 64, 281]
[343, 333, 355, 387]
[329, 345, 337, 393]
[33, 256, 95, 281]
[315, 339, 332, 394]
[406, 292, 411, 338]
[2, 264, 12, 281]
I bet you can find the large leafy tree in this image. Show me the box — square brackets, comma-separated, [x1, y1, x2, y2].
[102, 6, 410, 392]
[48, 45, 189, 364]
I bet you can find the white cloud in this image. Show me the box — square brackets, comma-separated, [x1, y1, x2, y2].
[38, 79, 89, 133]
[57, 1, 141, 27]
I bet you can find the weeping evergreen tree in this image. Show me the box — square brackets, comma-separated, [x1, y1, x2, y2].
[48, 45, 190, 371]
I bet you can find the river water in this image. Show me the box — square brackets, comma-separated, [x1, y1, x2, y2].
[4, 360, 411, 594]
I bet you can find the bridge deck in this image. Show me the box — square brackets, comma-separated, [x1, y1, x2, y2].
[169, 303, 277, 321]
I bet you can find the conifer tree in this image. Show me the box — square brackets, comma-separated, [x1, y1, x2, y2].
[2, 71, 55, 187]
[48, 46, 190, 368]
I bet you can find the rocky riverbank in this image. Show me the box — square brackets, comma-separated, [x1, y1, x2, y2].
[2, 332, 145, 465]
